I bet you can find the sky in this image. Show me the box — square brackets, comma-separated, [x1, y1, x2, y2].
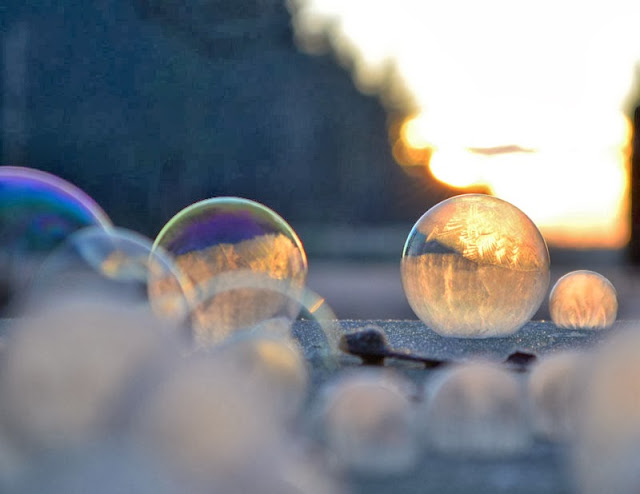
[287, 0, 640, 247]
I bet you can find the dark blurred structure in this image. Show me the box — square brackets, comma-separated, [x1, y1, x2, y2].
[0, 0, 450, 251]
[630, 106, 640, 263]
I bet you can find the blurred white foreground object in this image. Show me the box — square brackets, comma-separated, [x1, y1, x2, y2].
[320, 370, 418, 474]
[422, 362, 531, 456]
[528, 350, 588, 441]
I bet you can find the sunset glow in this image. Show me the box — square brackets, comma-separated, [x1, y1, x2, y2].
[288, 0, 640, 248]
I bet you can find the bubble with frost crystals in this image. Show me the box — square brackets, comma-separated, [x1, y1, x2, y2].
[319, 370, 418, 475]
[421, 362, 531, 456]
[150, 197, 307, 347]
[401, 194, 549, 337]
[573, 329, 640, 494]
[549, 270, 617, 329]
[0, 166, 111, 306]
[0, 299, 177, 456]
[527, 350, 588, 441]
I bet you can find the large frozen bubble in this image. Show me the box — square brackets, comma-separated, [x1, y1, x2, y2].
[401, 194, 549, 337]
[0, 166, 110, 308]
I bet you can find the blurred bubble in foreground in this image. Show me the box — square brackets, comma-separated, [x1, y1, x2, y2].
[527, 350, 588, 441]
[402, 194, 549, 337]
[133, 356, 288, 485]
[573, 329, 640, 494]
[0, 166, 110, 307]
[421, 362, 531, 456]
[20, 226, 189, 323]
[0, 299, 176, 459]
[319, 370, 418, 474]
[213, 336, 309, 421]
[151, 197, 307, 347]
[549, 270, 618, 330]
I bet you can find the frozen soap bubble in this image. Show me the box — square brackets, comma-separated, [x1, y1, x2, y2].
[0, 167, 110, 307]
[527, 350, 588, 441]
[401, 194, 550, 337]
[549, 270, 617, 330]
[151, 197, 307, 347]
[20, 226, 189, 324]
[319, 370, 418, 474]
[421, 362, 531, 456]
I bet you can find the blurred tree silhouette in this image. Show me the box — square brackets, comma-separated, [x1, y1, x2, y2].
[0, 0, 449, 244]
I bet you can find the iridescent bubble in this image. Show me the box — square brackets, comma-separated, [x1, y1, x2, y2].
[319, 370, 418, 474]
[0, 166, 111, 307]
[549, 270, 618, 329]
[21, 226, 189, 324]
[151, 197, 307, 347]
[421, 362, 531, 456]
[401, 194, 550, 337]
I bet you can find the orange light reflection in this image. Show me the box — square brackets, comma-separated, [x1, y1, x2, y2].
[397, 112, 632, 249]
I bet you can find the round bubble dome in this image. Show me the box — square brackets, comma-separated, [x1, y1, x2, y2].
[401, 194, 550, 337]
[549, 270, 617, 329]
[0, 166, 111, 306]
[22, 226, 189, 324]
[150, 197, 308, 346]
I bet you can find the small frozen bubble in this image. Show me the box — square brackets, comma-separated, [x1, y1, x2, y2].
[573, 329, 640, 494]
[549, 270, 618, 330]
[0, 299, 175, 454]
[0, 167, 111, 307]
[527, 351, 588, 441]
[150, 197, 307, 347]
[319, 370, 418, 475]
[133, 356, 286, 483]
[19, 226, 190, 323]
[401, 194, 550, 337]
[421, 362, 531, 456]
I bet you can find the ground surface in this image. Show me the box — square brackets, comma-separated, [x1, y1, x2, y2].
[293, 320, 613, 494]
[0, 318, 618, 493]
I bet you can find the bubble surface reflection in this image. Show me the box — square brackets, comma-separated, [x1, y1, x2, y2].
[402, 194, 549, 337]
[151, 197, 307, 346]
[0, 167, 111, 306]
